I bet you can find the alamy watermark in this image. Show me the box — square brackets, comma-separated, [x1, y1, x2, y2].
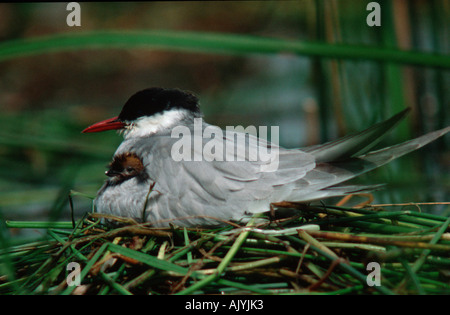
[366, 262, 381, 287]
[170, 118, 280, 172]
[66, 262, 81, 287]
[366, 2, 381, 27]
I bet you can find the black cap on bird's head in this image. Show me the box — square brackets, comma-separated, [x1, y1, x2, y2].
[118, 88, 201, 122]
[82, 87, 201, 133]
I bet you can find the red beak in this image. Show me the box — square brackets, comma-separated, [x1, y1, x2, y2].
[82, 116, 126, 133]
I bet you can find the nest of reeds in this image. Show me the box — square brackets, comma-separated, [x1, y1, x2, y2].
[1, 198, 449, 295]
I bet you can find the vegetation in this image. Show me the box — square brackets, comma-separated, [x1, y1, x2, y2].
[1, 199, 449, 295]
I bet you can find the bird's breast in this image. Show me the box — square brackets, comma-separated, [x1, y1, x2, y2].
[95, 176, 155, 221]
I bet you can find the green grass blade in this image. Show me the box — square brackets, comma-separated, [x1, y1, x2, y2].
[98, 271, 133, 295]
[106, 243, 190, 276]
[0, 31, 448, 68]
[5, 221, 74, 229]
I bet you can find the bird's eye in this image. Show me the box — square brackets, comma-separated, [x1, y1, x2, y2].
[126, 166, 135, 172]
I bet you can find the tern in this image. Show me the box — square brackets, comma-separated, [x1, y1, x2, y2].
[83, 87, 449, 227]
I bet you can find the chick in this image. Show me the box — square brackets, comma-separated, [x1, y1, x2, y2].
[105, 152, 145, 183]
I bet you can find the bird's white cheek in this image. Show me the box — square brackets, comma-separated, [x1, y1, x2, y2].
[123, 110, 188, 139]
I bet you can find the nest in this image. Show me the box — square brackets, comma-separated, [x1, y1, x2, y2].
[1, 199, 449, 295]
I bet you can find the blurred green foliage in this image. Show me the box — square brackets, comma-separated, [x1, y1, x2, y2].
[0, 1, 448, 230]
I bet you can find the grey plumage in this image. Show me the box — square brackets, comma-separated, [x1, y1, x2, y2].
[93, 108, 449, 227]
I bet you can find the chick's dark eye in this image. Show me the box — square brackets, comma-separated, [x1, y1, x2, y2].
[126, 166, 135, 172]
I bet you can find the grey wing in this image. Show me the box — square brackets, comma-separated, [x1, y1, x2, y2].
[287, 126, 450, 201]
[117, 128, 316, 225]
[302, 108, 410, 162]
